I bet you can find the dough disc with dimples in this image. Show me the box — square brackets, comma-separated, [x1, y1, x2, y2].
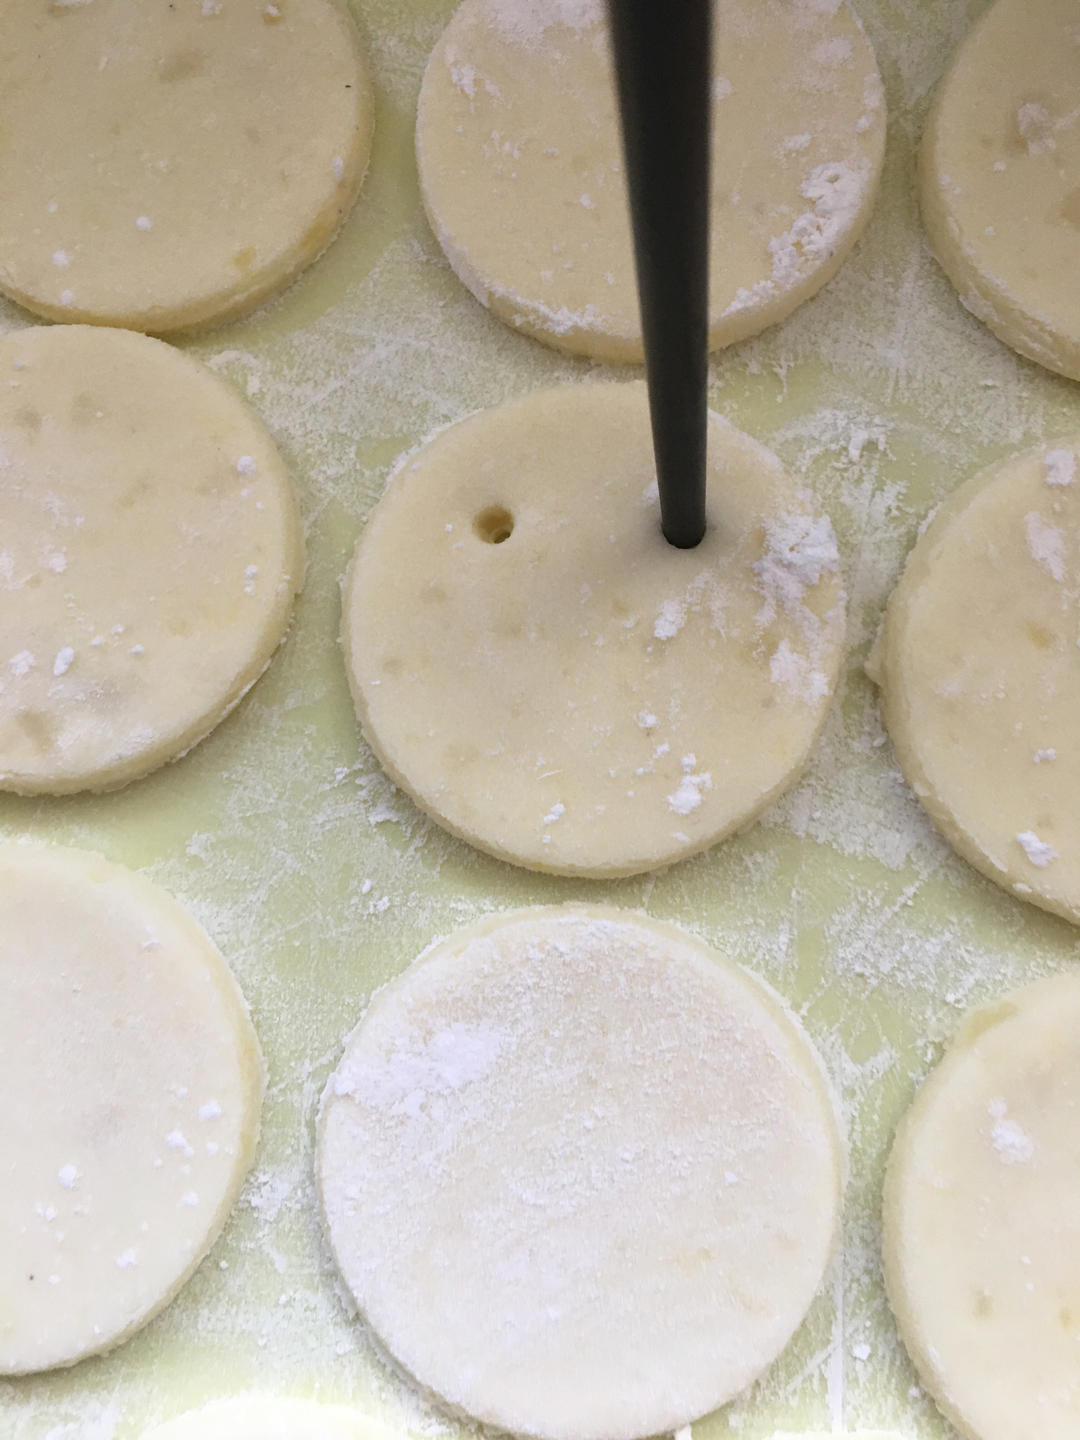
[0, 844, 263, 1375]
[342, 382, 845, 877]
[0, 0, 373, 332]
[920, 0, 1080, 380]
[870, 439, 1080, 922]
[416, 0, 885, 362]
[0, 325, 303, 795]
[884, 974, 1080, 1440]
[318, 905, 842, 1440]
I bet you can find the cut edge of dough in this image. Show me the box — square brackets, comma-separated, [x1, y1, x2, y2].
[880, 973, 1080, 1440]
[873, 441, 1080, 927]
[316, 903, 846, 1440]
[917, 15, 1080, 383]
[339, 389, 846, 878]
[0, 840, 266, 1376]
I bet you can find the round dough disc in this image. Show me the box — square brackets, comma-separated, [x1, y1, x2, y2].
[318, 906, 842, 1440]
[920, 0, 1080, 379]
[872, 439, 1080, 922]
[0, 843, 264, 1375]
[883, 974, 1080, 1440]
[342, 382, 846, 877]
[142, 1397, 397, 1440]
[0, 0, 373, 332]
[416, 0, 885, 362]
[0, 325, 304, 795]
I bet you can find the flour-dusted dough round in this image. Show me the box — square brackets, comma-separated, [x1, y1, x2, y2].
[416, 0, 885, 362]
[318, 906, 843, 1440]
[0, 0, 373, 333]
[920, 0, 1080, 379]
[0, 844, 263, 1375]
[142, 1397, 399, 1440]
[342, 383, 845, 877]
[0, 326, 304, 795]
[871, 439, 1080, 922]
[883, 974, 1080, 1440]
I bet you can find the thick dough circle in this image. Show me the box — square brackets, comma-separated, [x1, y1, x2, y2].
[870, 439, 1080, 922]
[342, 383, 845, 877]
[142, 1397, 398, 1440]
[416, 0, 885, 362]
[920, 0, 1080, 379]
[0, 0, 373, 333]
[0, 325, 304, 795]
[0, 843, 263, 1375]
[318, 906, 842, 1440]
[883, 974, 1080, 1440]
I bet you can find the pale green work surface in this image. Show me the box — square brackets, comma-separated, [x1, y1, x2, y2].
[3, 1, 1079, 1437]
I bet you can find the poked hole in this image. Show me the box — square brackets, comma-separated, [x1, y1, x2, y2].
[473, 505, 514, 544]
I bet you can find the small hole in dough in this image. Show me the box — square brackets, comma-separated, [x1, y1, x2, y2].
[473, 505, 514, 545]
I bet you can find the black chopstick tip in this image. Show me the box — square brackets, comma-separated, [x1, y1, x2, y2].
[661, 518, 707, 550]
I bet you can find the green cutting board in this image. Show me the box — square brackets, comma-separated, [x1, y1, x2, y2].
[3, 0, 1079, 1436]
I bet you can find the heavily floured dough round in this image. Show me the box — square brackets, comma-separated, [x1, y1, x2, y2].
[883, 973, 1080, 1440]
[0, 325, 304, 795]
[142, 1397, 399, 1440]
[870, 438, 1080, 922]
[0, 0, 373, 333]
[318, 906, 843, 1440]
[342, 382, 845, 877]
[416, 0, 885, 362]
[0, 843, 263, 1375]
[920, 0, 1080, 379]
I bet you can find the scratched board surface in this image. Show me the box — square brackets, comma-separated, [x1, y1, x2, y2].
[3, 1, 1079, 1437]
